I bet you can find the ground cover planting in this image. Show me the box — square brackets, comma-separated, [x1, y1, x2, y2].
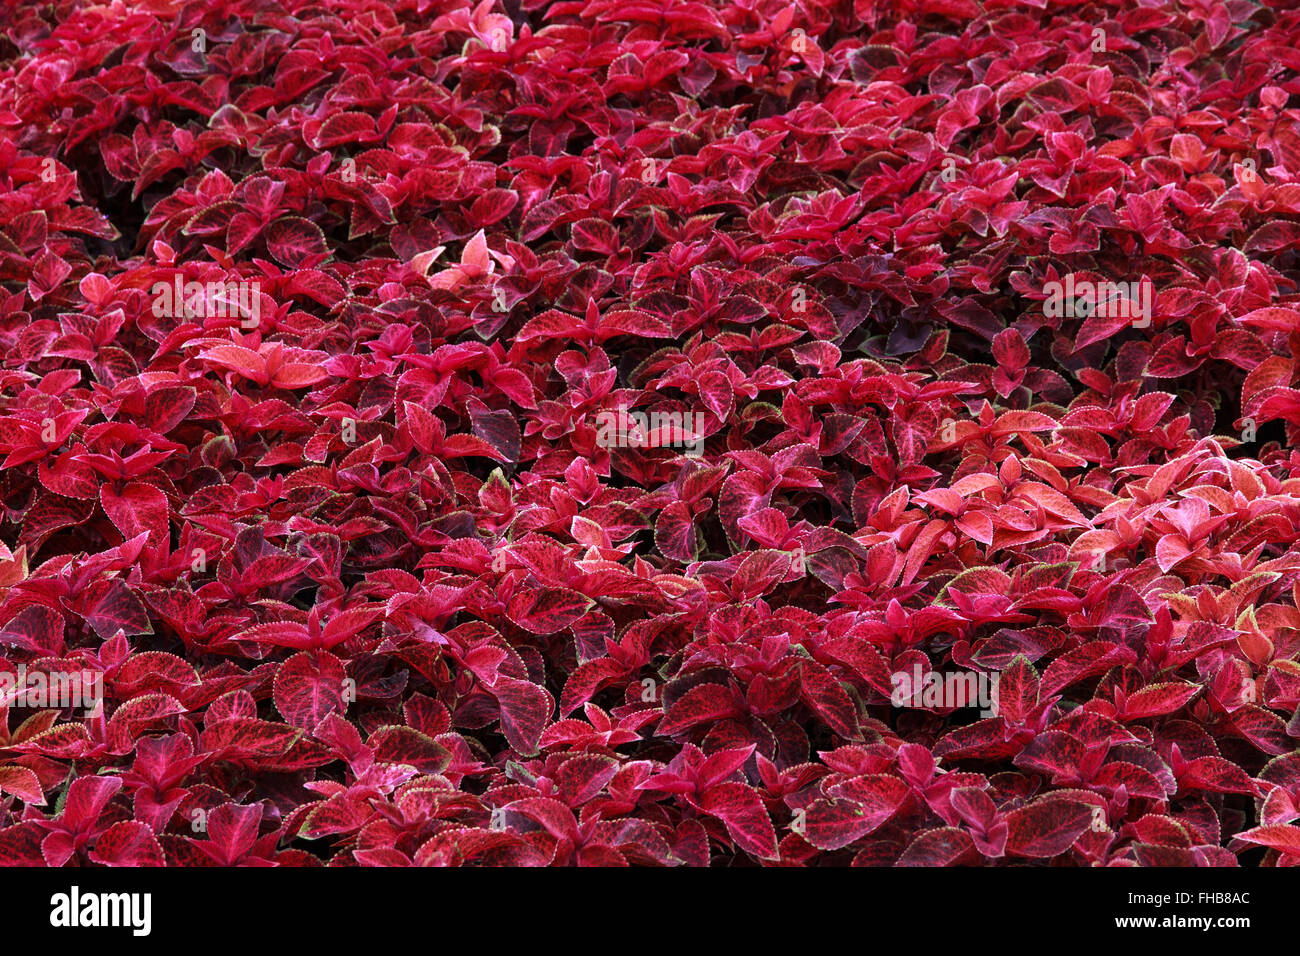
[1, 0, 1300, 867]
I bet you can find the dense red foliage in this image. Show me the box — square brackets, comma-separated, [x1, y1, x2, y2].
[3, 0, 1300, 867]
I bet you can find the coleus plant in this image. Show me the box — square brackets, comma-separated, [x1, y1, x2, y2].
[1, 0, 1300, 868]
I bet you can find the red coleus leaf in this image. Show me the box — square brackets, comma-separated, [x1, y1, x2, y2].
[200, 719, 301, 760]
[89, 821, 166, 867]
[896, 828, 979, 867]
[505, 588, 591, 635]
[78, 578, 152, 639]
[1233, 825, 1300, 856]
[800, 775, 909, 850]
[1177, 756, 1256, 796]
[273, 650, 349, 730]
[265, 217, 329, 268]
[1122, 682, 1201, 720]
[1004, 798, 1094, 859]
[798, 659, 860, 739]
[658, 683, 740, 736]
[698, 782, 778, 860]
[0, 767, 45, 805]
[368, 725, 451, 772]
[492, 678, 553, 756]
[100, 482, 168, 548]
